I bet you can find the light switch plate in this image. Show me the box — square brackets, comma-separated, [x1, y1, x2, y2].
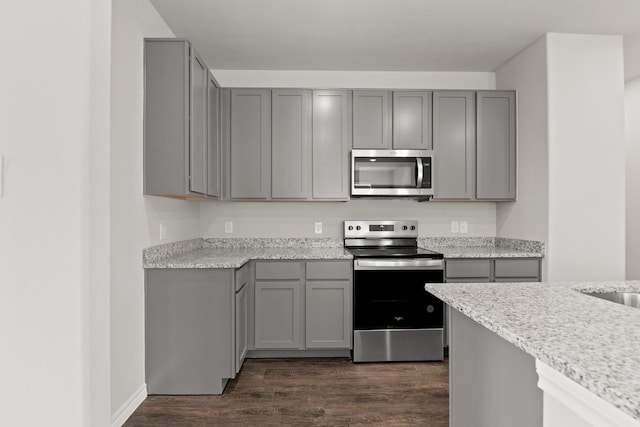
[224, 221, 233, 234]
[460, 221, 468, 233]
[314, 222, 322, 234]
[451, 221, 460, 233]
[159, 223, 167, 240]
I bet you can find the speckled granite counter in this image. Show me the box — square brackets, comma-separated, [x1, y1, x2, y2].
[144, 236, 544, 268]
[421, 236, 545, 259]
[424, 281, 640, 422]
[144, 238, 352, 269]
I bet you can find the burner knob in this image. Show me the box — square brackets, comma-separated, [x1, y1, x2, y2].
[426, 305, 435, 313]
[356, 226, 361, 231]
[402, 226, 408, 231]
[348, 226, 353, 231]
[410, 226, 416, 230]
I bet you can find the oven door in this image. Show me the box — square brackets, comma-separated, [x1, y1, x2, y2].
[351, 150, 433, 197]
[352, 259, 444, 362]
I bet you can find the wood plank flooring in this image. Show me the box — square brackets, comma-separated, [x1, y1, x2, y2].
[124, 358, 449, 427]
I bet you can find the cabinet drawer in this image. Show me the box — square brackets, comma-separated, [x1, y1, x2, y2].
[446, 260, 491, 279]
[306, 261, 352, 280]
[235, 263, 249, 291]
[494, 259, 540, 278]
[255, 261, 301, 280]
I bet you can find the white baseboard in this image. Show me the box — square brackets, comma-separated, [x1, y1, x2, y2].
[111, 383, 147, 427]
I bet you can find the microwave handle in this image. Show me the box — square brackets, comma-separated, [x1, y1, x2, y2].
[416, 158, 424, 188]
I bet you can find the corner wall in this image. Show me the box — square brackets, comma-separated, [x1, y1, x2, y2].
[545, 33, 626, 281]
[0, 0, 110, 425]
[495, 36, 550, 278]
[625, 77, 640, 279]
[110, 0, 201, 424]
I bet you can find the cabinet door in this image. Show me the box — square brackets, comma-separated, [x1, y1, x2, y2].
[352, 90, 391, 149]
[143, 40, 190, 197]
[312, 90, 352, 200]
[230, 89, 271, 199]
[305, 280, 352, 349]
[433, 91, 476, 200]
[494, 259, 540, 281]
[272, 89, 311, 199]
[189, 51, 208, 195]
[235, 282, 248, 373]
[206, 73, 220, 197]
[254, 281, 302, 349]
[476, 91, 517, 200]
[393, 91, 432, 149]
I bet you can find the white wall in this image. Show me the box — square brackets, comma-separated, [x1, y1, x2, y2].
[110, 0, 201, 424]
[201, 70, 497, 238]
[545, 33, 626, 281]
[212, 70, 496, 89]
[0, 0, 110, 425]
[201, 200, 497, 238]
[625, 77, 640, 279]
[496, 36, 550, 278]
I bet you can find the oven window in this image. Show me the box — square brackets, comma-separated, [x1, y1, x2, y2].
[354, 270, 444, 330]
[353, 158, 417, 189]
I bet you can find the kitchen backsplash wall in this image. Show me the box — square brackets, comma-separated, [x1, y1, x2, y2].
[199, 200, 496, 238]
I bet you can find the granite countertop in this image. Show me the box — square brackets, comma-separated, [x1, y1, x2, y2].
[143, 236, 545, 269]
[424, 280, 640, 422]
[143, 238, 352, 269]
[144, 246, 353, 269]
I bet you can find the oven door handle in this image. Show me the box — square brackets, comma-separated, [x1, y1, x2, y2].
[354, 258, 444, 270]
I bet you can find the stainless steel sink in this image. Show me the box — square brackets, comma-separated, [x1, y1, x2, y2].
[585, 292, 640, 309]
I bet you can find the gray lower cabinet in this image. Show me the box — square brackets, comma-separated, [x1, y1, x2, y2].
[432, 91, 476, 200]
[305, 261, 352, 349]
[144, 39, 218, 199]
[253, 260, 353, 351]
[392, 91, 432, 149]
[476, 91, 517, 200]
[312, 90, 352, 200]
[254, 261, 303, 349]
[271, 89, 312, 199]
[445, 258, 541, 282]
[234, 264, 249, 373]
[145, 268, 237, 395]
[352, 90, 392, 149]
[229, 89, 271, 199]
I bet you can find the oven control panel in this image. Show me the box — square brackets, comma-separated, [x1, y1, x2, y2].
[344, 220, 418, 239]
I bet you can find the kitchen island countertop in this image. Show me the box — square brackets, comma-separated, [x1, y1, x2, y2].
[425, 280, 640, 422]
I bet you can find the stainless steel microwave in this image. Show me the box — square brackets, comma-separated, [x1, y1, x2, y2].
[351, 149, 434, 198]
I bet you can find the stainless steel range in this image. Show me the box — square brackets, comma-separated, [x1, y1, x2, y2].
[344, 220, 444, 363]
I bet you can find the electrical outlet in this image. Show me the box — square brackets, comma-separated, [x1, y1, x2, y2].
[460, 221, 468, 234]
[224, 221, 233, 234]
[314, 222, 323, 234]
[159, 223, 167, 240]
[451, 221, 460, 233]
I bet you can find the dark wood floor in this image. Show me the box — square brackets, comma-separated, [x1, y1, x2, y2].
[124, 358, 449, 427]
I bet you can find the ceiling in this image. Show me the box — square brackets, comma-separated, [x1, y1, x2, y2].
[149, 0, 640, 81]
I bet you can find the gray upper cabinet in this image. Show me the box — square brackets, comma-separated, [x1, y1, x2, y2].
[433, 91, 476, 200]
[189, 53, 208, 195]
[230, 89, 271, 199]
[352, 90, 392, 149]
[312, 90, 352, 200]
[271, 89, 312, 199]
[476, 91, 517, 200]
[207, 73, 221, 198]
[144, 39, 216, 199]
[392, 91, 432, 149]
